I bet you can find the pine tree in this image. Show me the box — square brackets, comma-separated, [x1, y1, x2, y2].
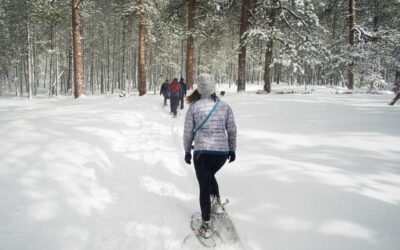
[237, 0, 251, 92]
[347, 0, 355, 89]
[185, 0, 195, 90]
[72, 0, 85, 98]
[138, 0, 146, 96]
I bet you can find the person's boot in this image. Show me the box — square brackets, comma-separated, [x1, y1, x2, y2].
[198, 221, 212, 239]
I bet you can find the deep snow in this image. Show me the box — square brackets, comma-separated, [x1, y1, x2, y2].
[0, 85, 399, 250]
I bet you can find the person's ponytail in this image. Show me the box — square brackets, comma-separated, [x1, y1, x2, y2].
[185, 89, 201, 104]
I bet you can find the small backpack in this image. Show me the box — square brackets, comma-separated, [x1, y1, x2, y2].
[170, 82, 180, 94]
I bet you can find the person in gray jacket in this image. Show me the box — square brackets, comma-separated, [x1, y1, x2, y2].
[183, 73, 237, 239]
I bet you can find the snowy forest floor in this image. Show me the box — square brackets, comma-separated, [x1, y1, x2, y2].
[0, 84, 399, 250]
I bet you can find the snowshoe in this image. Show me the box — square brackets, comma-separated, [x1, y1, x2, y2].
[211, 198, 239, 244]
[191, 212, 216, 248]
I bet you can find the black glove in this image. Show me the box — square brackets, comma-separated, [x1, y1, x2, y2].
[185, 152, 192, 165]
[228, 151, 236, 163]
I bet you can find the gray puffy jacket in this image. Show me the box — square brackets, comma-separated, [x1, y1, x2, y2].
[183, 96, 237, 153]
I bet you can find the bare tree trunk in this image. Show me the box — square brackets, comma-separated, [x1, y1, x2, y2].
[395, 70, 400, 92]
[72, 0, 85, 98]
[56, 51, 59, 96]
[33, 32, 38, 96]
[0, 75, 3, 96]
[101, 62, 105, 94]
[15, 66, 20, 97]
[67, 49, 72, 93]
[20, 57, 24, 96]
[181, 40, 184, 77]
[390, 93, 400, 105]
[263, 0, 278, 93]
[132, 45, 137, 89]
[276, 63, 280, 85]
[6, 69, 12, 94]
[389, 70, 400, 105]
[347, 0, 355, 90]
[263, 40, 273, 93]
[197, 46, 201, 76]
[112, 25, 117, 94]
[237, 0, 250, 92]
[138, 0, 146, 96]
[49, 26, 54, 98]
[44, 55, 48, 88]
[107, 38, 110, 92]
[26, 3, 33, 99]
[121, 16, 127, 92]
[185, 0, 195, 90]
[90, 21, 94, 95]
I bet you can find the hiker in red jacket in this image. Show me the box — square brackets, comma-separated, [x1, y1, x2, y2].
[168, 78, 180, 117]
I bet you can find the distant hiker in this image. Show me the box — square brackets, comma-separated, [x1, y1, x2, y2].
[179, 77, 187, 109]
[160, 79, 170, 107]
[183, 73, 237, 239]
[169, 78, 180, 117]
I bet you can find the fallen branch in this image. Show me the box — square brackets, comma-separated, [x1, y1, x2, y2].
[389, 92, 400, 105]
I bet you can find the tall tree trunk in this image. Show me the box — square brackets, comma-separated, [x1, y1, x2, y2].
[44, 55, 48, 88]
[181, 40, 184, 77]
[33, 32, 38, 96]
[56, 50, 59, 96]
[72, 0, 85, 98]
[395, 70, 400, 92]
[121, 16, 127, 92]
[263, 0, 278, 93]
[138, 0, 146, 96]
[186, 0, 195, 90]
[90, 21, 94, 95]
[107, 37, 110, 92]
[132, 45, 137, 89]
[101, 62, 105, 94]
[237, 0, 250, 92]
[389, 70, 400, 105]
[26, 2, 33, 99]
[347, 0, 355, 90]
[197, 46, 201, 76]
[67, 49, 72, 92]
[15, 65, 20, 97]
[49, 26, 54, 98]
[6, 69, 11, 94]
[112, 25, 117, 94]
[20, 57, 24, 96]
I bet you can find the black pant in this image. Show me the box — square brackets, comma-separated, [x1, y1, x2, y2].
[179, 95, 184, 109]
[163, 95, 168, 106]
[170, 96, 179, 115]
[194, 153, 227, 221]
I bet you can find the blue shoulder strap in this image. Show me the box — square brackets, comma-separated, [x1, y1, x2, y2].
[194, 99, 221, 134]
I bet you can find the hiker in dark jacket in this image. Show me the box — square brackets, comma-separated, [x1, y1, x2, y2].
[179, 77, 187, 109]
[183, 73, 237, 239]
[160, 79, 170, 107]
[168, 78, 180, 117]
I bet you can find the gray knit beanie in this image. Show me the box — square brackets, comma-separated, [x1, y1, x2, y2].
[196, 73, 216, 95]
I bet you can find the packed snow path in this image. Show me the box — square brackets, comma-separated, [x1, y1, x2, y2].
[0, 90, 399, 250]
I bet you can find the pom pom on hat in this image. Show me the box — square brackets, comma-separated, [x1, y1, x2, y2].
[196, 73, 216, 95]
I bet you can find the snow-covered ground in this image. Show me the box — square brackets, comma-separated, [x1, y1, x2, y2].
[0, 84, 399, 250]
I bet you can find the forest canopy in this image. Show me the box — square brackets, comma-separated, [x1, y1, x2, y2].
[0, 0, 399, 98]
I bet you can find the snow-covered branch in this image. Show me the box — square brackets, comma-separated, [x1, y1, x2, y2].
[280, 11, 303, 38]
[281, 6, 312, 34]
